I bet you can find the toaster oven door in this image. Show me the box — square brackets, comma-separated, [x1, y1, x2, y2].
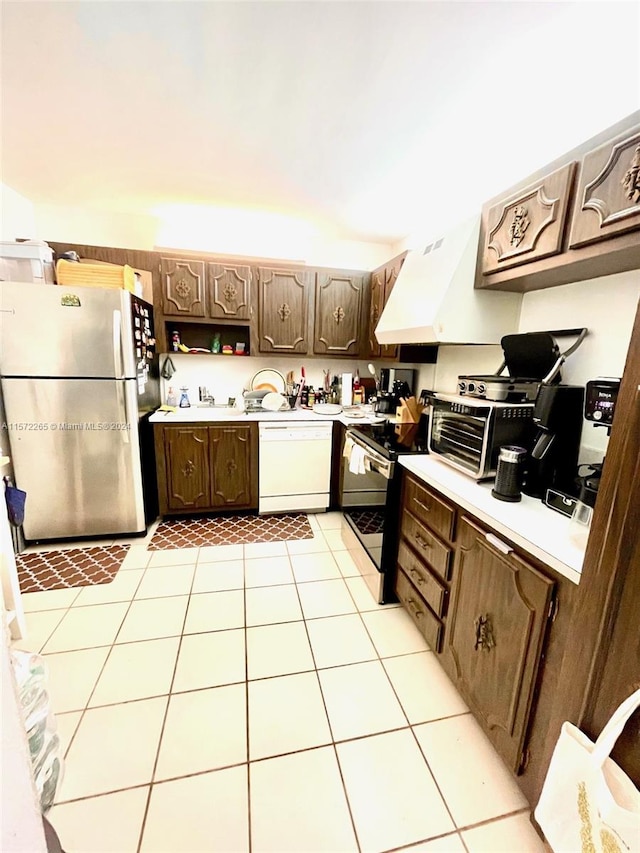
[429, 405, 491, 478]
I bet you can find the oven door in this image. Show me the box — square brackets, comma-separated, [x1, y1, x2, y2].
[340, 432, 394, 604]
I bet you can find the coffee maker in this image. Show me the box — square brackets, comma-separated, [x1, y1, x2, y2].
[522, 385, 585, 499]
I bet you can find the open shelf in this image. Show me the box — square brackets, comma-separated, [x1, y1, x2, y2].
[166, 321, 251, 356]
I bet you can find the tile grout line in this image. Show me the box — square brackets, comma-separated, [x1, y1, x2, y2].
[242, 549, 252, 853]
[39, 521, 533, 849]
[49, 557, 151, 765]
[134, 542, 203, 853]
[291, 553, 363, 853]
[324, 539, 465, 845]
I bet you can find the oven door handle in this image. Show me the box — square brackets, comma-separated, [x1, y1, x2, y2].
[347, 432, 394, 479]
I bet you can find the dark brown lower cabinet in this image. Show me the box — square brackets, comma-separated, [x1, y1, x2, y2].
[161, 426, 211, 512]
[442, 516, 555, 773]
[209, 425, 256, 508]
[154, 422, 257, 515]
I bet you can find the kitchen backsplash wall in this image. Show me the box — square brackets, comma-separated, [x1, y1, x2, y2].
[159, 355, 428, 407]
[433, 269, 640, 463]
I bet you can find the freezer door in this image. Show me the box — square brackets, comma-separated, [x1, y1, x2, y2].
[1, 378, 146, 539]
[0, 281, 133, 378]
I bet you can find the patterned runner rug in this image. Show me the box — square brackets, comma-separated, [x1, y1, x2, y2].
[149, 514, 314, 549]
[17, 545, 130, 593]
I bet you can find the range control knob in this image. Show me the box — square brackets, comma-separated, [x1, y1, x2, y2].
[467, 382, 476, 394]
[477, 382, 486, 396]
[458, 381, 467, 394]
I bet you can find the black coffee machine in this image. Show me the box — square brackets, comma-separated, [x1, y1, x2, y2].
[522, 384, 585, 499]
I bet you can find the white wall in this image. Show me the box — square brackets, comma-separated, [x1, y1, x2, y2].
[519, 269, 640, 461]
[431, 269, 640, 463]
[160, 353, 422, 407]
[33, 202, 392, 270]
[34, 204, 160, 251]
[1, 184, 36, 241]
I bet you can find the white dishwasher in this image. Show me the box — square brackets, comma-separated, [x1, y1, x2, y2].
[259, 421, 333, 513]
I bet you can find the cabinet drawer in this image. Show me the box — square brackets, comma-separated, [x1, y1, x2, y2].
[397, 541, 447, 617]
[396, 569, 443, 652]
[404, 476, 455, 542]
[400, 511, 452, 582]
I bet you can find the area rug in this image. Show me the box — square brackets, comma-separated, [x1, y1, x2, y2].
[17, 545, 130, 594]
[148, 514, 314, 549]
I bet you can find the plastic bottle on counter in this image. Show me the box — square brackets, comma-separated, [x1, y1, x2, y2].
[308, 388, 316, 406]
[166, 387, 177, 407]
[179, 387, 190, 408]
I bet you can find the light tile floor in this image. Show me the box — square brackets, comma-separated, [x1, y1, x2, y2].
[15, 512, 548, 852]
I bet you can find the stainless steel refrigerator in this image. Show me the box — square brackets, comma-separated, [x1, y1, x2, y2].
[0, 281, 159, 540]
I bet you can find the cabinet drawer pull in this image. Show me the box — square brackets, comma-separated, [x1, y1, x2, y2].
[409, 568, 424, 587]
[485, 533, 513, 555]
[414, 533, 431, 551]
[406, 597, 424, 619]
[413, 497, 431, 513]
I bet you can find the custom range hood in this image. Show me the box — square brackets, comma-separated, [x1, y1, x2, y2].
[375, 216, 522, 345]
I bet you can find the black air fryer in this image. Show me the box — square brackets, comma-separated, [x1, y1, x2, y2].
[522, 385, 585, 499]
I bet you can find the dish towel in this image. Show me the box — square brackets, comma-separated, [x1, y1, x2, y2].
[348, 443, 367, 475]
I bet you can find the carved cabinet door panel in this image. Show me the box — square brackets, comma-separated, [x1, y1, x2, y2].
[569, 126, 640, 248]
[207, 263, 251, 320]
[164, 427, 210, 511]
[481, 163, 576, 276]
[381, 256, 405, 359]
[367, 269, 384, 358]
[161, 258, 206, 317]
[209, 425, 256, 509]
[257, 267, 312, 354]
[445, 516, 554, 772]
[314, 272, 363, 356]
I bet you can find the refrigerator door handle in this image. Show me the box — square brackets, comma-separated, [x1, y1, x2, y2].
[113, 310, 124, 378]
[117, 381, 131, 445]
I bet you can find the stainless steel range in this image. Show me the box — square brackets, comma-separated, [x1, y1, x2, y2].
[339, 417, 428, 604]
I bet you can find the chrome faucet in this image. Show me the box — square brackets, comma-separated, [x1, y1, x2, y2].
[198, 386, 215, 406]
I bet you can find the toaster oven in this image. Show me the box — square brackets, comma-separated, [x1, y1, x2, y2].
[429, 393, 534, 480]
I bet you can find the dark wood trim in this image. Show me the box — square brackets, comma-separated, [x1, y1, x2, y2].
[545, 294, 640, 788]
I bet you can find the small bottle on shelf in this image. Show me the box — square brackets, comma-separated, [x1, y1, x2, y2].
[211, 333, 221, 354]
[171, 331, 181, 352]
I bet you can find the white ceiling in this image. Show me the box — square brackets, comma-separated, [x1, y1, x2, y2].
[2, 1, 639, 247]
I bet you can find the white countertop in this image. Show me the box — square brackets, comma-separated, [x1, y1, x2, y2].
[149, 406, 385, 426]
[399, 456, 584, 585]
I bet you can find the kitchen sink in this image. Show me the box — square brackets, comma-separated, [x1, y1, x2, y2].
[163, 407, 246, 420]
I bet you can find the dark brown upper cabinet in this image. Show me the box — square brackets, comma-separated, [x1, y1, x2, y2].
[476, 112, 640, 292]
[367, 268, 385, 358]
[313, 271, 364, 356]
[161, 257, 206, 317]
[257, 266, 312, 354]
[207, 263, 251, 321]
[481, 162, 576, 275]
[569, 126, 640, 249]
[366, 253, 407, 360]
